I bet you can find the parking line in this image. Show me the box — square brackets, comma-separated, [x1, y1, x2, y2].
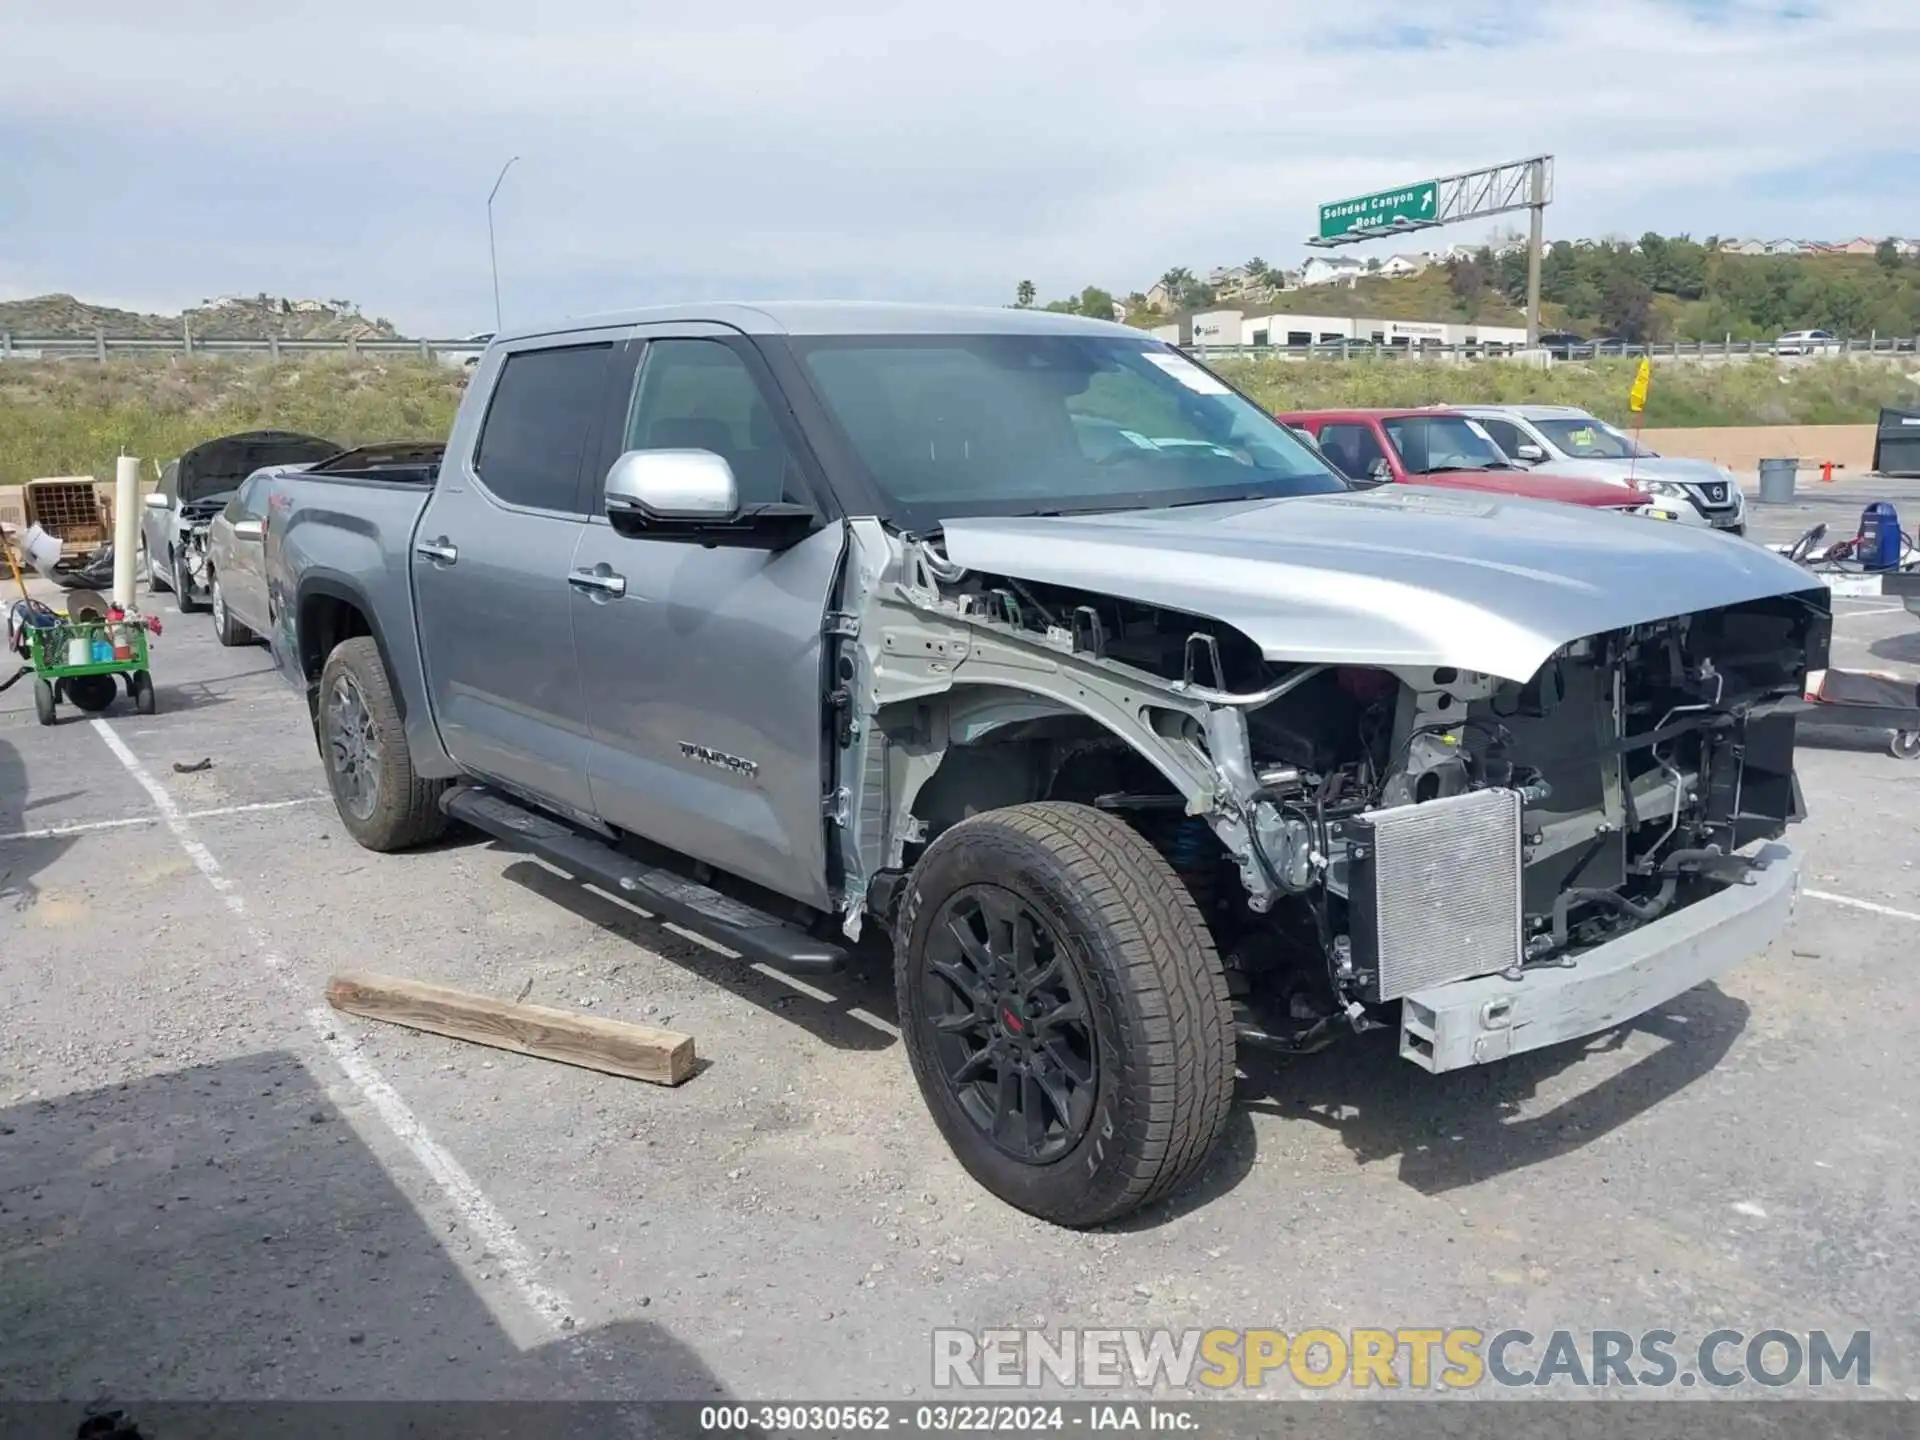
[86, 718, 574, 1337]
[1804, 889, 1920, 922]
[0, 797, 324, 844]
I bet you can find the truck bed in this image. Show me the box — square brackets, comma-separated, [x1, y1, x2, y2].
[262, 461, 450, 778]
[293, 441, 444, 487]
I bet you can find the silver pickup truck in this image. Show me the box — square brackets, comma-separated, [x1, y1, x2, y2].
[263, 303, 1830, 1227]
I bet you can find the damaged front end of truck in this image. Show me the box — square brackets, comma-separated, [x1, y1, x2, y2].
[828, 504, 1831, 1069]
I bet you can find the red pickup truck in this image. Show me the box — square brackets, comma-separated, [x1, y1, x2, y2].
[1280, 407, 1656, 514]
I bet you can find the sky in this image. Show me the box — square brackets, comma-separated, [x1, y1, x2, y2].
[3, 0, 1918, 335]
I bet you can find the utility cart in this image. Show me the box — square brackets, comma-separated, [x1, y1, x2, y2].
[12, 605, 158, 725]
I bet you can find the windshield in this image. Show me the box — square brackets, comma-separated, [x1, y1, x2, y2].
[1534, 417, 1642, 460]
[789, 334, 1347, 530]
[1379, 415, 1512, 474]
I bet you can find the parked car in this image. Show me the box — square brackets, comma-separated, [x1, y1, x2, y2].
[207, 443, 446, 646]
[1536, 331, 1588, 358]
[264, 302, 1825, 1228]
[142, 430, 339, 611]
[1455, 404, 1747, 535]
[1775, 329, 1841, 356]
[1278, 407, 1658, 516]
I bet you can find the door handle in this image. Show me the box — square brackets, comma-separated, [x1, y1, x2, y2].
[568, 567, 627, 598]
[415, 538, 459, 565]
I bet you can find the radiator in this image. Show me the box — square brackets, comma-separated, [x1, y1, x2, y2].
[1348, 788, 1525, 1002]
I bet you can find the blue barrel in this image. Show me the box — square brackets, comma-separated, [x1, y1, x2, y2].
[1858, 501, 1903, 570]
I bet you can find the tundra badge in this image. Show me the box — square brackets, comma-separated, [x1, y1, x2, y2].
[679, 741, 759, 778]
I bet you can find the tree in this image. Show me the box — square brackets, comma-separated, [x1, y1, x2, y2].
[1159, 267, 1193, 297]
[1015, 279, 1036, 308]
[1446, 253, 1490, 320]
[1077, 286, 1119, 321]
[1177, 279, 1217, 311]
[1599, 271, 1657, 342]
[1877, 239, 1902, 273]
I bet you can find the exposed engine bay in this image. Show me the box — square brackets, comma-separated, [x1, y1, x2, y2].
[173, 497, 223, 599]
[832, 520, 1830, 1055]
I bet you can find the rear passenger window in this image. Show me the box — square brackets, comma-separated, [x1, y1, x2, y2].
[474, 343, 613, 512]
[621, 340, 806, 506]
[1315, 423, 1387, 482]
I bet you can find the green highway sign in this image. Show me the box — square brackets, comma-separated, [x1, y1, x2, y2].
[1317, 180, 1439, 240]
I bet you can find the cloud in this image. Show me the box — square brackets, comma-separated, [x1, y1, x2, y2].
[1, 0, 1915, 332]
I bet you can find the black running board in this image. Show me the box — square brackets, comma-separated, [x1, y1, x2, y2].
[443, 785, 849, 975]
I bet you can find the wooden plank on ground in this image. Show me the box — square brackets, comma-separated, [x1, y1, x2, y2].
[325, 971, 695, 1086]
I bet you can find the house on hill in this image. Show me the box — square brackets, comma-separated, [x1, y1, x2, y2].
[1299, 255, 1364, 287]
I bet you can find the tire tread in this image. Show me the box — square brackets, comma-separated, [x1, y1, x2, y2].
[897, 801, 1234, 1226]
[319, 636, 448, 851]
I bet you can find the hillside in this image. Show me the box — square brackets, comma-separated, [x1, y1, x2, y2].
[1079, 235, 1920, 341]
[4, 351, 1918, 486]
[0, 293, 403, 341]
[0, 354, 465, 486]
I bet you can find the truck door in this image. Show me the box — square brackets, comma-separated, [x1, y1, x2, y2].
[413, 332, 618, 816]
[569, 327, 844, 910]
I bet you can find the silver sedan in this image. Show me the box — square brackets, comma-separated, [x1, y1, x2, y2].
[204, 464, 312, 645]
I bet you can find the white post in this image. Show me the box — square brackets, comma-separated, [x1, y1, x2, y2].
[112, 455, 140, 609]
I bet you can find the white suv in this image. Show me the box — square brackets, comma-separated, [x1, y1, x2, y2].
[1775, 329, 1841, 356]
[1457, 404, 1747, 536]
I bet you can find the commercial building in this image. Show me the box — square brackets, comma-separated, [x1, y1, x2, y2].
[1154, 309, 1529, 350]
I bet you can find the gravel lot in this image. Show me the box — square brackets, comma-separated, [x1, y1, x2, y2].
[3, 478, 1917, 1407]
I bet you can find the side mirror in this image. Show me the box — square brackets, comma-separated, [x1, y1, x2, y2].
[1366, 458, 1392, 483]
[142, 492, 170, 511]
[602, 448, 816, 550]
[233, 519, 264, 541]
[605, 448, 740, 523]
[1514, 443, 1544, 463]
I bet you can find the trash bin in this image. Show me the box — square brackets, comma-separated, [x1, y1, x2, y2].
[1756, 457, 1799, 504]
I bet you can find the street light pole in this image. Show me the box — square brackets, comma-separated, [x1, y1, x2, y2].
[487, 156, 521, 332]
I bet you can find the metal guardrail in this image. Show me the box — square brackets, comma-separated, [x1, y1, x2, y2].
[1186, 334, 1920, 362]
[2, 331, 1917, 364]
[0, 332, 487, 361]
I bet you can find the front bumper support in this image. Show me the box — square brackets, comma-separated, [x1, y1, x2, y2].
[1398, 843, 1801, 1072]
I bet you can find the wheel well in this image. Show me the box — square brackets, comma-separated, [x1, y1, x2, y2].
[907, 718, 1184, 848]
[298, 592, 372, 685]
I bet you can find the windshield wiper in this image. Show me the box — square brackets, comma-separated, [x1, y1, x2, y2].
[1160, 492, 1273, 509]
[1418, 461, 1493, 474]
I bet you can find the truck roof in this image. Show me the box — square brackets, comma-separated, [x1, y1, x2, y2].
[493, 301, 1137, 345]
[1452, 403, 1598, 420]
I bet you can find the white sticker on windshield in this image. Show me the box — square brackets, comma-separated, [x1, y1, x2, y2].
[1142, 350, 1231, 395]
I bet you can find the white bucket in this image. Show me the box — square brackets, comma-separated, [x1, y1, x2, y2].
[20, 523, 63, 577]
[66, 634, 92, 666]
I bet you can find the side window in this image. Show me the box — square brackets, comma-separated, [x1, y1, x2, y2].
[622, 339, 804, 506]
[242, 475, 271, 519]
[222, 478, 253, 523]
[474, 343, 614, 513]
[1316, 423, 1387, 482]
[1479, 418, 1525, 457]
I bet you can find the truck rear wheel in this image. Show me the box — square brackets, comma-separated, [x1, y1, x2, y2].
[895, 801, 1235, 1227]
[318, 636, 449, 852]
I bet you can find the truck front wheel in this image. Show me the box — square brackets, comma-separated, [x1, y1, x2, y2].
[895, 802, 1236, 1227]
[318, 636, 449, 852]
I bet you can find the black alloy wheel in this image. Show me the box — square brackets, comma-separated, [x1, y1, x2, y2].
[921, 884, 1098, 1164]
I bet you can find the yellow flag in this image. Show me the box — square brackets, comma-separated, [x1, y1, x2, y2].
[1628, 356, 1652, 414]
